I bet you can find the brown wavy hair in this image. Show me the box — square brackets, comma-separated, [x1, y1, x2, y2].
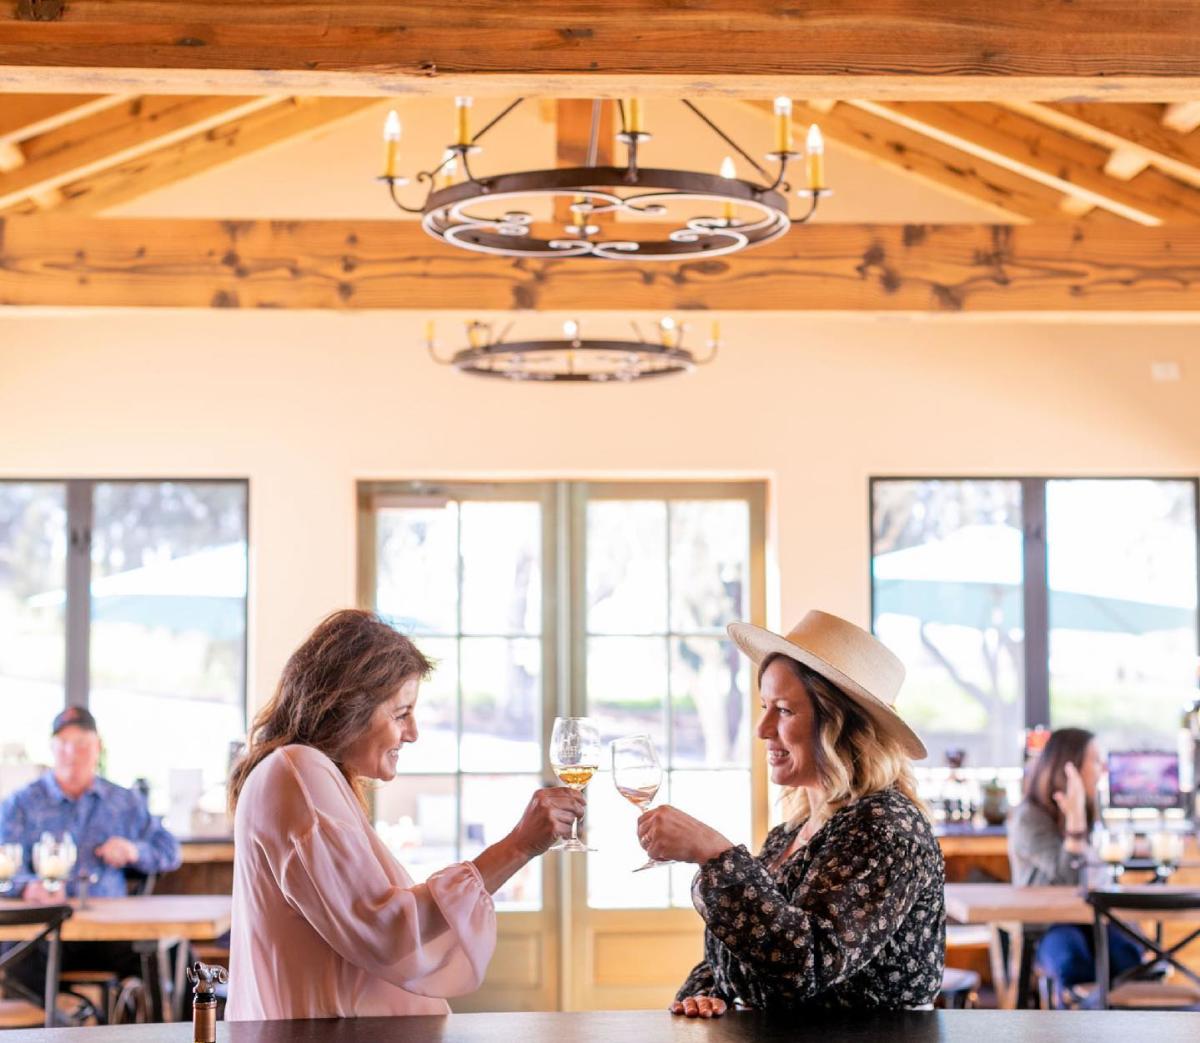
[760, 654, 926, 832]
[228, 609, 432, 813]
[1023, 726, 1097, 834]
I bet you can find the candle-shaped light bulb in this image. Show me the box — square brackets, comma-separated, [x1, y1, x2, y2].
[720, 155, 737, 222]
[773, 96, 793, 153]
[382, 110, 402, 179]
[467, 321, 484, 350]
[440, 150, 458, 190]
[455, 96, 473, 146]
[806, 123, 825, 191]
[659, 316, 678, 349]
[628, 98, 644, 134]
[564, 319, 580, 342]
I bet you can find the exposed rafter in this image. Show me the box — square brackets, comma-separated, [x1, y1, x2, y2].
[742, 100, 1072, 223]
[0, 94, 282, 212]
[850, 101, 1200, 225]
[16, 97, 378, 216]
[1007, 101, 1200, 191]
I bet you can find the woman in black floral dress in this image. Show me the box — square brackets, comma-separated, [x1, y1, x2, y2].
[637, 611, 945, 1017]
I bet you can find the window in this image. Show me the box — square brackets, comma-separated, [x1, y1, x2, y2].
[361, 481, 765, 912]
[0, 480, 249, 817]
[871, 478, 1199, 769]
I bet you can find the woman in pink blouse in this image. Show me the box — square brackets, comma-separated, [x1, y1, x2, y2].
[225, 610, 583, 1020]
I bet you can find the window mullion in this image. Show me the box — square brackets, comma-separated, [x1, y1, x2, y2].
[1021, 478, 1050, 730]
[64, 480, 93, 710]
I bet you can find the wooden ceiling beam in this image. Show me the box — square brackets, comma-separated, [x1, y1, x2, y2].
[4, 2, 1200, 99]
[1008, 101, 1200, 191]
[23, 97, 379, 216]
[0, 94, 282, 211]
[851, 101, 1200, 225]
[742, 100, 1072, 223]
[6, 217, 1200, 314]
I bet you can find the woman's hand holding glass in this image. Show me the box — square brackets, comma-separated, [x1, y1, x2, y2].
[637, 805, 733, 866]
[507, 787, 588, 859]
[612, 734, 673, 871]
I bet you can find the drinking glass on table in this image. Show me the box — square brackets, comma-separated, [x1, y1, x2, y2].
[32, 831, 76, 894]
[1151, 830, 1185, 877]
[549, 716, 600, 853]
[0, 843, 21, 894]
[612, 733, 674, 872]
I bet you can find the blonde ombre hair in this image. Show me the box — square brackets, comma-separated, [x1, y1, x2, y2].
[760, 654, 927, 832]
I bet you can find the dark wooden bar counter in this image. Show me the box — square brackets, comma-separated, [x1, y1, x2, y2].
[7, 1010, 1200, 1042]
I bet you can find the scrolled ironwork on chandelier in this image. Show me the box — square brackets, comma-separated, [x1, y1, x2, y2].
[379, 97, 830, 260]
[424, 317, 719, 382]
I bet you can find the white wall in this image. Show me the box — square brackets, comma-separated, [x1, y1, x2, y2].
[1, 308, 1195, 714]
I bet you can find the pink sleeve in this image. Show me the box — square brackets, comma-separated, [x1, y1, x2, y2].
[272, 753, 496, 997]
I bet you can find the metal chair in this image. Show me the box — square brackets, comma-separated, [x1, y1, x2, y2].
[1087, 887, 1200, 1010]
[0, 903, 72, 1029]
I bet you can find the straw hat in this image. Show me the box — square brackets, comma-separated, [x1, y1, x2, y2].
[728, 610, 927, 760]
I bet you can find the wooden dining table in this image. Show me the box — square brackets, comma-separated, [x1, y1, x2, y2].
[944, 883, 1200, 1008]
[0, 895, 232, 1022]
[7, 1009, 1200, 1042]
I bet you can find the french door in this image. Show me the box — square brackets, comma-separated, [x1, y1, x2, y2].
[358, 480, 766, 1010]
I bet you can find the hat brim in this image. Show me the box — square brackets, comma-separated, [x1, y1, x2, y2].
[729, 621, 928, 761]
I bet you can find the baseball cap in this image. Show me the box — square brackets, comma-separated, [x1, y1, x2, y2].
[51, 706, 98, 736]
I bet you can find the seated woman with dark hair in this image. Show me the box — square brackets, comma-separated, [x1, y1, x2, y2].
[637, 611, 945, 1016]
[226, 609, 583, 1021]
[1009, 727, 1141, 999]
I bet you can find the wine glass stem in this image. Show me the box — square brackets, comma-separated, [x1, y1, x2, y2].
[570, 815, 579, 844]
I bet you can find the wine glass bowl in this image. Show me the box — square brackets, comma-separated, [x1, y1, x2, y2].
[549, 717, 600, 853]
[611, 733, 674, 872]
[32, 832, 76, 894]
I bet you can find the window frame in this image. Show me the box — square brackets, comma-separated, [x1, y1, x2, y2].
[868, 474, 1200, 744]
[0, 475, 250, 724]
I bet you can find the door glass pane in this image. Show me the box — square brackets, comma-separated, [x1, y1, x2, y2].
[377, 504, 459, 636]
[0, 483, 67, 771]
[1047, 480, 1199, 751]
[587, 501, 667, 635]
[585, 494, 757, 910]
[586, 636, 667, 750]
[669, 501, 749, 633]
[399, 635, 458, 774]
[460, 637, 541, 773]
[375, 773, 458, 886]
[461, 502, 541, 635]
[370, 491, 545, 912]
[872, 480, 1025, 768]
[461, 774, 542, 909]
[88, 482, 247, 817]
[671, 637, 750, 768]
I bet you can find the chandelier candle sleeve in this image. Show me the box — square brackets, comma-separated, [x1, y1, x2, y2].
[720, 156, 736, 222]
[806, 124, 825, 190]
[382, 110, 401, 179]
[628, 98, 644, 134]
[455, 96, 472, 146]
[774, 96, 794, 153]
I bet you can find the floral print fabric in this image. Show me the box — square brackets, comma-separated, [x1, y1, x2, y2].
[675, 787, 945, 1012]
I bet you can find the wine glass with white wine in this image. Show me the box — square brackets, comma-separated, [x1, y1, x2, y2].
[549, 716, 600, 853]
[612, 733, 674, 872]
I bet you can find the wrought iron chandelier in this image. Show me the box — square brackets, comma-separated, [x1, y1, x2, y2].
[424, 317, 719, 382]
[379, 98, 829, 260]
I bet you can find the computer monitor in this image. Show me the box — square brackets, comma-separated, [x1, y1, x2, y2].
[1107, 750, 1181, 810]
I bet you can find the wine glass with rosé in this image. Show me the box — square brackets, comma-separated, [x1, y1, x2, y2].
[612, 733, 674, 872]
